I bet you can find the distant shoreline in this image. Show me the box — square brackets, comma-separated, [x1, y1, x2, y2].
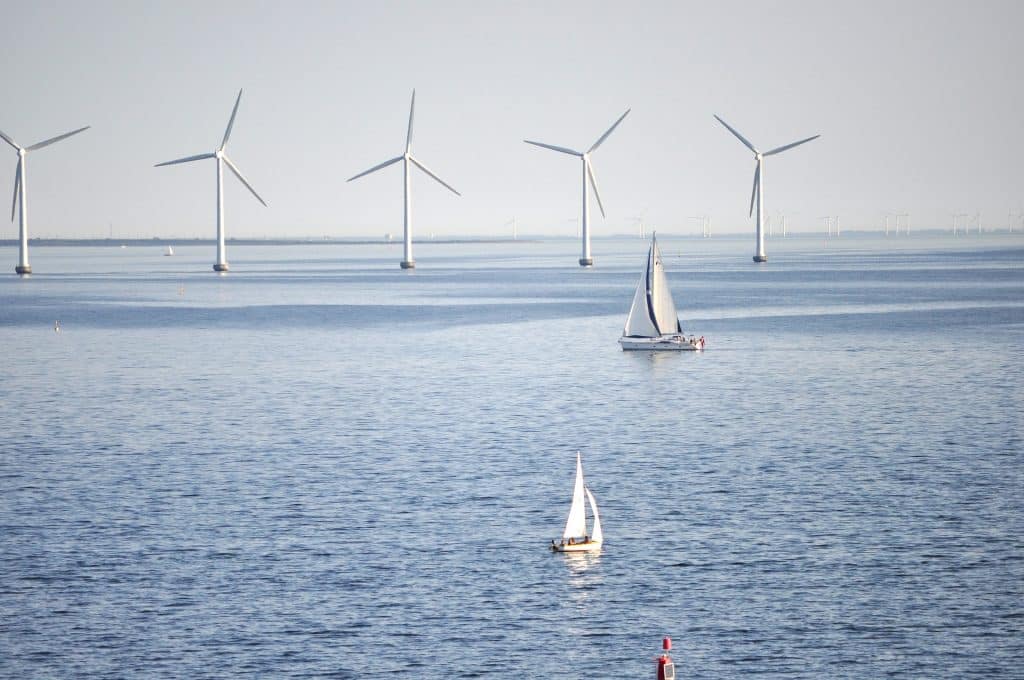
[1, 231, 1014, 247]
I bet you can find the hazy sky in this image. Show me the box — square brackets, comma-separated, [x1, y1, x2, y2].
[2, 0, 1021, 238]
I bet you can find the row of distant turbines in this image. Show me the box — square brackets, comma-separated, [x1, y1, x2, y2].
[3, 89, 828, 276]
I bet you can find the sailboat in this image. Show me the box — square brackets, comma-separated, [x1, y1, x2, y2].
[164, 245, 174, 256]
[619, 234, 705, 351]
[551, 452, 603, 553]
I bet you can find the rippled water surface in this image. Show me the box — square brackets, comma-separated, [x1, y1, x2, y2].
[1, 236, 1022, 678]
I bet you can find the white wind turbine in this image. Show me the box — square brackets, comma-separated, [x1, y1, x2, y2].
[347, 90, 460, 269]
[714, 115, 819, 263]
[155, 89, 266, 272]
[525, 109, 630, 267]
[2, 124, 89, 275]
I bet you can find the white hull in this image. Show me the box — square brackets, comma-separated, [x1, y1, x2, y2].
[619, 334, 704, 351]
[552, 539, 602, 553]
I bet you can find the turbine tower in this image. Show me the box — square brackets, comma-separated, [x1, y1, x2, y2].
[897, 213, 909, 235]
[714, 115, 819, 263]
[155, 89, 266, 272]
[347, 90, 460, 269]
[2, 124, 89, 275]
[525, 109, 630, 267]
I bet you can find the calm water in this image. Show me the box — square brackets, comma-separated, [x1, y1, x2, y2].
[1, 235, 1022, 678]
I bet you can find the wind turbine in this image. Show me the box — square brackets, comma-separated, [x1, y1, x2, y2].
[155, 89, 267, 272]
[714, 115, 819, 263]
[634, 210, 647, 239]
[525, 109, 630, 267]
[347, 90, 460, 269]
[896, 213, 909, 235]
[2, 124, 89, 275]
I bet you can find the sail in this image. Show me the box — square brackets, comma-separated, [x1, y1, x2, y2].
[585, 487, 602, 543]
[563, 452, 587, 539]
[622, 248, 659, 338]
[648, 238, 682, 334]
[622, 236, 681, 338]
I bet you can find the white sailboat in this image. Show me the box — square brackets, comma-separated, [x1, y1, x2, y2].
[619, 234, 705, 351]
[551, 452, 603, 553]
[164, 245, 174, 256]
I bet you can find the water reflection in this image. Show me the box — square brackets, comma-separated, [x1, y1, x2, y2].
[623, 349, 700, 370]
[560, 550, 604, 602]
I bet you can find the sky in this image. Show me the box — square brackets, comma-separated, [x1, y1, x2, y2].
[1, 0, 1022, 239]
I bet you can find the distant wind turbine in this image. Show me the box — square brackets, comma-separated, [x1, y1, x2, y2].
[896, 213, 909, 235]
[347, 90, 460, 269]
[2, 123, 90, 275]
[525, 109, 630, 267]
[155, 89, 267, 273]
[714, 115, 819, 263]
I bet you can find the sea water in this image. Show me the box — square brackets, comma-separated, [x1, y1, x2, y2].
[1, 236, 1022, 678]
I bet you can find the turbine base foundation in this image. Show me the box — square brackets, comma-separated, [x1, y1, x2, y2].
[213, 263, 230, 272]
[578, 258, 594, 267]
[752, 255, 768, 263]
[15, 265, 31, 275]
[400, 260, 416, 269]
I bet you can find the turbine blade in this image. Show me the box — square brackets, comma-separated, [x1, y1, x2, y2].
[409, 156, 460, 196]
[749, 163, 760, 218]
[586, 159, 605, 218]
[222, 155, 267, 207]
[0, 129, 21, 151]
[221, 89, 243, 150]
[154, 152, 216, 167]
[10, 158, 21, 222]
[764, 134, 820, 156]
[523, 140, 583, 157]
[587, 108, 630, 154]
[25, 126, 90, 151]
[406, 89, 416, 152]
[347, 155, 404, 182]
[714, 115, 758, 154]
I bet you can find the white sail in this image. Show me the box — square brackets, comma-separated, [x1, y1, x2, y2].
[622, 255, 659, 338]
[585, 487, 602, 543]
[622, 236, 680, 338]
[562, 452, 587, 539]
[649, 238, 681, 334]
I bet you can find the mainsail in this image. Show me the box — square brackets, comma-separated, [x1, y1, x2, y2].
[562, 452, 587, 539]
[622, 235, 682, 338]
[585, 487, 602, 543]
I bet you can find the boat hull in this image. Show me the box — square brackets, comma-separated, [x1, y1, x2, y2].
[551, 540, 602, 553]
[619, 334, 704, 351]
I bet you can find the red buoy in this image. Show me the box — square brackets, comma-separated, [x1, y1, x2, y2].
[656, 636, 675, 679]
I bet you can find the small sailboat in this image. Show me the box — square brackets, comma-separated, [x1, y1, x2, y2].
[551, 452, 603, 553]
[619, 234, 705, 351]
[164, 245, 174, 256]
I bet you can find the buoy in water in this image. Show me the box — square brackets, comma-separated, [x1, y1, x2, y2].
[656, 637, 675, 680]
